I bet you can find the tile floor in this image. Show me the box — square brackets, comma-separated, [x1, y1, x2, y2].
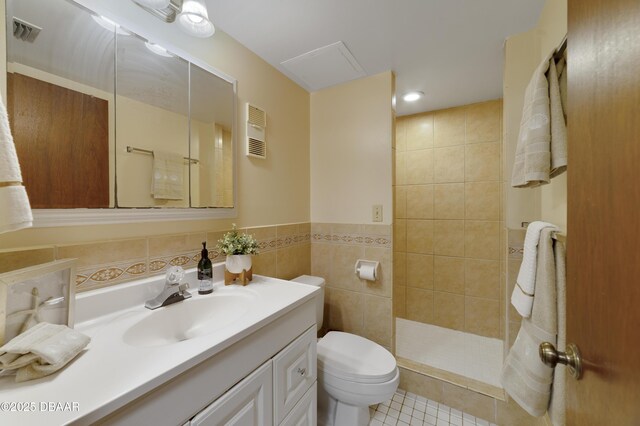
[369, 389, 496, 426]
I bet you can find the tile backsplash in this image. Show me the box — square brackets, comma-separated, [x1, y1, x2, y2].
[311, 222, 393, 351]
[0, 222, 311, 292]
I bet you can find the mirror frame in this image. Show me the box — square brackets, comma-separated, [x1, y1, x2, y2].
[9, 0, 238, 227]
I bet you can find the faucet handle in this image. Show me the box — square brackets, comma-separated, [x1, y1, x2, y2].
[166, 266, 185, 285]
[178, 283, 190, 293]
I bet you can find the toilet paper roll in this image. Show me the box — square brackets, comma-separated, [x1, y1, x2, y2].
[358, 264, 377, 281]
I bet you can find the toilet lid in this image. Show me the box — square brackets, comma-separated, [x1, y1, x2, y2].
[317, 332, 397, 384]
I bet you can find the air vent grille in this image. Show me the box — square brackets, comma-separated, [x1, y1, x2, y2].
[248, 138, 266, 158]
[12, 18, 41, 42]
[248, 104, 266, 128]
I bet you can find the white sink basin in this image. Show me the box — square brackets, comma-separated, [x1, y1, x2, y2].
[123, 290, 256, 347]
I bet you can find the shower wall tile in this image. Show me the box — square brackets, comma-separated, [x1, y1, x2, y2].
[465, 142, 501, 182]
[434, 183, 465, 219]
[406, 149, 434, 184]
[433, 291, 465, 330]
[406, 185, 434, 219]
[434, 107, 466, 147]
[434, 256, 465, 294]
[406, 112, 434, 150]
[394, 98, 504, 341]
[434, 146, 465, 183]
[465, 100, 502, 144]
[465, 296, 500, 338]
[406, 253, 434, 290]
[433, 220, 465, 257]
[395, 186, 407, 219]
[465, 181, 501, 220]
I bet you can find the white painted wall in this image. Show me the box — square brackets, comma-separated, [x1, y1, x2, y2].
[310, 72, 393, 225]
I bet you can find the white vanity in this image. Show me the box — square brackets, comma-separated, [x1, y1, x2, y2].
[0, 267, 319, 425]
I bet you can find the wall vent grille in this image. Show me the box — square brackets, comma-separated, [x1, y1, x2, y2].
[246, 103, 266, 159]
[13, 18, 41, 42]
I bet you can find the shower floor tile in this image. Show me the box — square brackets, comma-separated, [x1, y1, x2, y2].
[369, 389, 496, 426]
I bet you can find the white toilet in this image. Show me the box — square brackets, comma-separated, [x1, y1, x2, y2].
[291, 275, 399, 426]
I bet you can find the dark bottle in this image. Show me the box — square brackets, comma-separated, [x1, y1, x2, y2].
[198, 241, 213, 294]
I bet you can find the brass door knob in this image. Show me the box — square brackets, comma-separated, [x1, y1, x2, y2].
[539, 342, 583, 379]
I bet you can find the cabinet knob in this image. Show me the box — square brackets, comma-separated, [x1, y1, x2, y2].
[297, 367, 306, 376]
[539, 342, 583, 379]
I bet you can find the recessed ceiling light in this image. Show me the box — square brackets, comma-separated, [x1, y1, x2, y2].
[91, 15, 130, 36]
[145, 42, 174, 57]
[403, 91, 424, 102]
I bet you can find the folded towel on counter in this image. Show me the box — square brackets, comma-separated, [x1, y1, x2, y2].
[0, 322, 90, 382]
[502, 228, 566, 420]
[0, 93, 32, 233]
[151, 150, 184, 200]
[511, 221, 559, 318]
[511, 49, 567, 188]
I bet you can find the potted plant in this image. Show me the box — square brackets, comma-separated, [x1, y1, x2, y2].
[217, 224, 259, 274]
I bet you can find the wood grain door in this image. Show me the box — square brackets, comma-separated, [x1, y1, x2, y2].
[567, 0, 640, 423]
[7, 73, 109, 208]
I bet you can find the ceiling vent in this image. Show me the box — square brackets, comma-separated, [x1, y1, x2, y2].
[246, 104, 266, 159]
[12, 18, 41, 42]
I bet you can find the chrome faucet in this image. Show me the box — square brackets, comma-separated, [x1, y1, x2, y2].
[145, 266, 192, 310]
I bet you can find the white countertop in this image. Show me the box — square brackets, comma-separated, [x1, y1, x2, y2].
[0, 270, 318, 425]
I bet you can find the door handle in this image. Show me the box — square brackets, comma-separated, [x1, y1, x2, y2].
[539, 342, 583, 380]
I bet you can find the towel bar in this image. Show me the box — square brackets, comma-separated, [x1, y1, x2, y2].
[126, 146, 199, 164]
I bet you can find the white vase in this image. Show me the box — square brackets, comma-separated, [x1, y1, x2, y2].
[226, 254, 252, 274]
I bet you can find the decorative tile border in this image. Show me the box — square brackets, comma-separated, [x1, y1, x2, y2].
[255, 232, 310, 253]
[311, 231, 392, 248]
[76, 258, 148, 291]
[508, 246, 524, 259]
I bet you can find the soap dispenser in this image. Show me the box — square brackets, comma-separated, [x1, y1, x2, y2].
[198, 242, 213, 294]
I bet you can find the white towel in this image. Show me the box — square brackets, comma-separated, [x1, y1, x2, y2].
[502, 229, 566, 420]
[0, 94, 32, 233]
[511, 221, 558, 318]
[151, 150, 184, 200]
[511, 49, 567, 188]
[0, 322, 90, 382]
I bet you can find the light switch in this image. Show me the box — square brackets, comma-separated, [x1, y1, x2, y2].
[372, 205, 383, 222]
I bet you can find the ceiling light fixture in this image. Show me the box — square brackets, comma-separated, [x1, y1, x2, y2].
[403, 91, 424, 102]
[133, 0, 171, 8]
[177, 0, 215, 38]
[145, 42, 174, 57]
[91, 15, 130, 35]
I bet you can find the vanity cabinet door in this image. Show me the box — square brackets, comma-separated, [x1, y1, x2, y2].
[273, 326, 317, 424]
[279, 382, 316, 426]
[190, 361, 273, 426]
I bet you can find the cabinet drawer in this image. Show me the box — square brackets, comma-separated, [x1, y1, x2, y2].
[280, 382, 316, 426]
[191, 361, 273, 426]
[273, 326, 317, 424]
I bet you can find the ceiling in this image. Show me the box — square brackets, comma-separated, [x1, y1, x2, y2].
[205, 0, 545, 115]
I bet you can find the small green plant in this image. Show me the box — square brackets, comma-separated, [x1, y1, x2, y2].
[217, 224, 259, 255]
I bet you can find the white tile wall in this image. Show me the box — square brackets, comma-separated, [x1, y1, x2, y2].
[395, 318, 504, 387]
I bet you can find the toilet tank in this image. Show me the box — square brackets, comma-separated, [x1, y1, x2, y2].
[291, 275, 325, 331]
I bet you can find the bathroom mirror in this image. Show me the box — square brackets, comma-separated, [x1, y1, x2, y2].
[5, 0, 236, 219]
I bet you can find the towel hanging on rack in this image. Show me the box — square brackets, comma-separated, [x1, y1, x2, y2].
[0, 94, 32, 233]
[511, 41, 568, 188]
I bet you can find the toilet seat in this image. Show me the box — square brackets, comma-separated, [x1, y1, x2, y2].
[317, 332, 397, 384]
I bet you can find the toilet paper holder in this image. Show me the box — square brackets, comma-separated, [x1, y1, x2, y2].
[354, 259, 380, 281]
